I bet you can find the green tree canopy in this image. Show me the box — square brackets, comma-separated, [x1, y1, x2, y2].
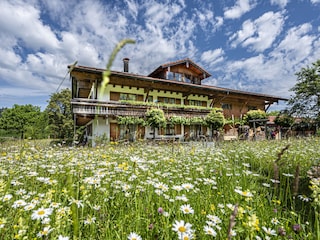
[243, 109, 267, 127]
[0, 104, 46, 139]
[288, 59, 320, 120]
[274, 111, 294, 128]
[45, 88, 73, 139]
[145, 108, 166, 139]
[205, 108, 225, 131]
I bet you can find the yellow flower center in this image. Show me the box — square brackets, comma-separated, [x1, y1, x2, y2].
[178, 226, 186, 232]
[38, 210, 45, 215]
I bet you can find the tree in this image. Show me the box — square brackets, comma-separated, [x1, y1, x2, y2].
[0, 104, 44, 139]
[205, 108, 225, 140]
[288, 59, 320, 120]
[274, 111, 294, 128]
[274, 110, 295, 139]
[46, 88, 73, 139]
[243, 109, 267, 127]
[145, 108, 166, 139]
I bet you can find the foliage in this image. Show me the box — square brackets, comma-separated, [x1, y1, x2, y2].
[0, 107, 7, 117]
[288, 59, 320, 120]
[0, 139, 319, 239]
[205, 108, 225, 130]
[0, 104, 48, 139]
[266, 110, 280, 116]
[274, 111, 295, 128]
[117, 116, 145, 126]
[243, 109, 267, 126]
[185, 116, 206, 125]
[119, 100, 212, 111]
[145, 108, 167, 129]
[45, 88, 73, 139]
[167, 116, 185, 125]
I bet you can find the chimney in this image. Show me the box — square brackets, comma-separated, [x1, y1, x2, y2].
[123, 58, 129, 72]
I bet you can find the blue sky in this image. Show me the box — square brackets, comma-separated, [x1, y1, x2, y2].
[0, 0, 320, 111]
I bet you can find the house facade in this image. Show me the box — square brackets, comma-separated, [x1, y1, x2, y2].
[70, 58, 286, 143]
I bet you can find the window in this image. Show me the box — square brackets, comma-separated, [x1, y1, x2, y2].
[165, 124, 175, 135]
[158, 97, 176, 104]
[167, 71, 183, 81]
[189, 100, 202, 106]
[167, 72, 174, 80]
[147, 95, 153, 102]
[222, 103, 232, 110]
[248, 106, 257, 111]
[120, 93, 137, 101]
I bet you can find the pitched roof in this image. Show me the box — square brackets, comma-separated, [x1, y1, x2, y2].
[70, 65, 288, 103]
[148, 58, 211, 80]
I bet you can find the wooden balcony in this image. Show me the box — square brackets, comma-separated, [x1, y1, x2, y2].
[71, 98, 211, 122]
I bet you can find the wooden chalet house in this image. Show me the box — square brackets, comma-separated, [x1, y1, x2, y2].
[70, 58, 286, 144]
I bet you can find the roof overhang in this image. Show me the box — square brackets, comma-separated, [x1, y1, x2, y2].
[69, 65, 288, 104]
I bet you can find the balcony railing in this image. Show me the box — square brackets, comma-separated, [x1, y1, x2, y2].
[73, 105, 109, 115]
[71, 98, 210, 117]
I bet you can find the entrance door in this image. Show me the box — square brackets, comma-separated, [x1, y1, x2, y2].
[110, 123, 120, 141]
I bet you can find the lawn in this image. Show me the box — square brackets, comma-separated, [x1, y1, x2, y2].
[0, 138, 319, 239]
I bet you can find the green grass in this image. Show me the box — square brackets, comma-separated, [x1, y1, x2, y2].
[0, 138, 319, 239]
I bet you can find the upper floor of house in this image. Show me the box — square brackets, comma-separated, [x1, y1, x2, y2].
[69, 58, 287, 125]
[147, 58, 211, 85]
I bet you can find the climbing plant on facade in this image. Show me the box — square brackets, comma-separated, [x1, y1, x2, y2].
[243, 109, 267, 127]
[145, 108, 166, 139]
[205, 108, 225, 139]
[117, 116, 145, 126]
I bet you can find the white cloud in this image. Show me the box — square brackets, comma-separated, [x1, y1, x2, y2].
[0, 48, 21, 69]
[310, 0, 320, 4]
[0, 1, 59, 51]
[270, 0, 289, 8]
[215, 16, 224, 29]
[126, 0, 139, 20]
[219, 22, 320, 99]
[197, 8, 214, 29]
[143, 0, 184, 29]
[224, 0, 257, 19]
[0, 0, 319, 111]
[229, 11, 285, 52]
[274, 23, 316, 66]
[201, 48, 225, 66]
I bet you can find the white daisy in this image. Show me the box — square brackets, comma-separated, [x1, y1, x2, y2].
[180, 204, 194, 214]
[12, 199, 27, 208]
[172, 220, 193, 234]
[2, 194, 13, 202]
[37, 226, 53, 237]
[204, 225, 217, 236]
[127, 232, 142, 240]
[234, 189, 253, 197]
[262, 226, 277, 236]
[24, 203, 36, 211]
[31, 207, 53, 220]
[57, 235, 69, 240]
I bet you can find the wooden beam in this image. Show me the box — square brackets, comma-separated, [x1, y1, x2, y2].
[144, 88, 150, 102]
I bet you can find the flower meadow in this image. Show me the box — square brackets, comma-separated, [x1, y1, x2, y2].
[0, 138, 319, 239]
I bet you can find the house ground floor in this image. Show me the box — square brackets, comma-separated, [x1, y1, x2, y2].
[80, 116, 286, 146]
[83, 116, 212, 146]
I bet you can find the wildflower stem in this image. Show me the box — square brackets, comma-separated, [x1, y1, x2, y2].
[98, 39, 135, 99]
[67, 172, 79, 239]
[227, 203, 238, 240]
[293, 164, 300, 196]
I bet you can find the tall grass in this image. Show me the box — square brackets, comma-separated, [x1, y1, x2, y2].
[0, 138, 319, 239]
